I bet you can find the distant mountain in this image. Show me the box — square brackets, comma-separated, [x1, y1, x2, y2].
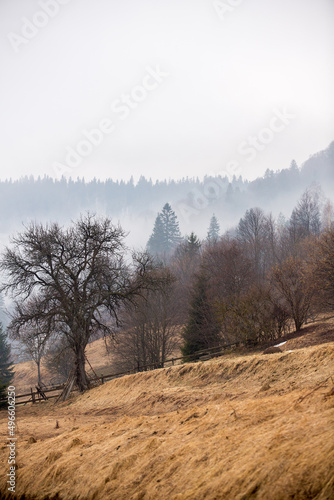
[300, 141, 334, 184]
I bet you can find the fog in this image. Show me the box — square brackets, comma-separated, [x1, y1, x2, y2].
[0, 142, 333, 257]
[0, 0, 333, 184]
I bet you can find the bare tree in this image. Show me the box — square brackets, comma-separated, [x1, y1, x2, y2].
[45, 336, 75, 384]
[263, 213, 279, 270]
[17, 321, 48, 386]
[321, 199, 334, 231]
[202, 237, 255, 303]
[289, 187, 321, 243]
[203, 237, 290, 345]
[237, 207, 268, 279]
[313, 228, 334, 311]
[0, 214, 161, 391]
[111, 269, 179, 371]
[217, 284, 290, 346]
[270, 253, 315, 331]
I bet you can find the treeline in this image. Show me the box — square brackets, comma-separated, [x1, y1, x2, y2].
[110, 187, 334, 371]
[0, 141, 333, 235]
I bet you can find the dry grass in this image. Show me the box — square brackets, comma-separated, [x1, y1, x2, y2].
[12, 337, 112, 393]
[11, 358, 42, 393]
[1, 339, 334, 499]
[13, 316, 334, 394]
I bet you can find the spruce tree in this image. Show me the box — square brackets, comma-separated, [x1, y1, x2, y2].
[289, 159, 299, 173]
[147, 203, 182, 256]
[207, 214, 220, 243]
[174, 232, 201, 260]
[187, 232, 201, 257]
[0, 323, 14, 406]
[181, 273, 221, 357]
[147, 214, 165, 256]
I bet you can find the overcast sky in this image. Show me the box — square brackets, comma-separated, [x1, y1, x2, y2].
[0, 0, 333, 183]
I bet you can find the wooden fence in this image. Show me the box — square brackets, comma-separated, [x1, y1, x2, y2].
[0, 342, 239, 407]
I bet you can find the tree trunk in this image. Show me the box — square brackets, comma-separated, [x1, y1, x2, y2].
[37, 359, 41, 387]
[294, 314, 303, 332]
[75, 343, 89, 392]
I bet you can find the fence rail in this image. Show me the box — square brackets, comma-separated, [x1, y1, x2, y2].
[0, 342, 239, 407]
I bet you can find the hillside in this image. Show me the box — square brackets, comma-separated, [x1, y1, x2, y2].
[11, 337, 113, 394]
[11, 317, 334, 394]
[1, 325, 334, 499]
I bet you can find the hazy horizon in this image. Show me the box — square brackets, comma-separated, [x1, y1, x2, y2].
[0, 0, 333, 184]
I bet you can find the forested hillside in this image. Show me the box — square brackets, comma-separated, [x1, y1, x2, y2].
[0, 141, 333, 245]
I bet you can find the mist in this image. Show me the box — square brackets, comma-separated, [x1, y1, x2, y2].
[0, 141, 333, 257]
[0, 0, 333, 184]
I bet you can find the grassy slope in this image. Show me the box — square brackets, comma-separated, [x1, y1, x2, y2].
[11, 337, 112, 393]
[12, 317, 334, 394]
[1, 331, 334, 499]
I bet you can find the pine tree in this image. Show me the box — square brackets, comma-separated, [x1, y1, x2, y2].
[181, 273, 221, 357]
[185, 232, 201, 258]
[175, 232, 201, 260]
[147, 214, 165, 255]
[160, 202, 182, 252]
[207, 214, 220, 243]
[0, 322, 14, 406]
[290, 159, 299, 173]
[147, 203, 182, 256]
[188, 232, 201, 248]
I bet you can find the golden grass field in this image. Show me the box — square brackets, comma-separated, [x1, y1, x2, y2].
[1, 319, 334, 499]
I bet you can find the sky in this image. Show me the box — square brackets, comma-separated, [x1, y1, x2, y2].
[0, 0, 333, 183]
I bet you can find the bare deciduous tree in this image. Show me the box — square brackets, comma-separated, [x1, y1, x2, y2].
[271, 253, 315, 332]
[17, 321, 48, 386]
[110, 269, 179, 371]
[313, 228, 334, 311]
[237, 207, 269, 279]
[0, 214, 161, 391]
[321, 199, 334, 231]
[289, 187, 321, 243]
[202, 237, 255, 303]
